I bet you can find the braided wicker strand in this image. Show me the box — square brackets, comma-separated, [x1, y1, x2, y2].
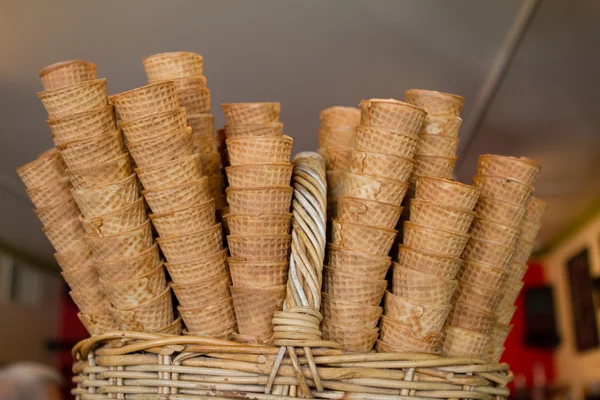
[267, 152, 338, 397]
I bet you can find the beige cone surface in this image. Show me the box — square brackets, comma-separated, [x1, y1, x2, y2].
[225, 164, 293, 188]
[229, 259, 288, 287]
[224, 213, 292, 236]
[322, 269, 387, 306]
[178, 87, 211, 115]
[16, 152, 66, 189]
[320, 106, 361, 130]
[227, 234, 291, 261]
[226, 186, 293, 215]
[58, 130, 124, 170]
[187, 114, 215, 136]
[326, 244, 391, 274]
[49, 105, 116, 146]
[226, 135, 292, 166]
[165, 249, 228, 284]
[42, 218, 86, 253]
[453, 281, 503, 313]
[143, 51, 204, 81]
[419, 114, 462, 137]
[86, 220, 154, 262]
[403, 222, 470, 258]
[155, 316, 183, 335]
[326, 171, 345, 198]
[320, 292, 382, 329]
[102, 264, 167, 309]
[496, 303, 518, 325]
[477, 154, 541, 186]
[157, 223, 223, 263]
[397, 245, 462, 279]
[110, 287, 174, 332]
[192, 135, 218, 155]
[525, 196, 548, 224]
[230, 284, 286, 341]
[221, 102, 281, 125]
[405, 89, 465, 117]
[224, 122, 283, 139]
[337, 197, 402, 230]
[470, 218, 520, 248]
[143, 178, 210, 214]
[171, 273, 231, 309]
[411, 155, 457, 181]
[81, 197, 146, 237]
[512, 238, 535, 264]
[520, 219, 542, 243]
[54, 240, 94, 272]
[67, 153, 131, 189]
[447, 302, 496, 334]
[78, 310, 120, 335]
[384, 291, 451, 338]
[506, 261, 528, 282]
[501, 278, 525, 305]
[321, 318, 379, 352]
[416, 134, 459, 157]
[35, 200, 80, 227]
[360, 98, 426, 134]
[343, 173, 410, 205]
[459, 261, 508, 291]
[318, 127, 355, 149]
[26, 178, 72, 208]
[70, 284, 111, 314]
[178, 297, 237, 336]
[350, 150, 415, 181]
[415, 176, 480, 211]
[490, 323, 513, 347]
[39, 60, 97, 90]
[110, 81, 179, 122]
[379, 316, 443, 354]
[95, 243, 161, 282]
[441, 326, 490, 359]
[462, 238, 514, 269]
[392, 267, 458, 304]
[150, 200, 216, 237]
[72, 174, 139, 219]
[120, 107, 187, 142]
[472, 175, 533, 206]
[136, 154, 203, 190]
[354, 126, 419, 158]
[474, 196, 526, 228]
[331, 220, 397, 257]
[126, 127, 194, 168]
[38, 79, 108, 119]
[410, 199, 475, 234]
[61, 262, 100, 291]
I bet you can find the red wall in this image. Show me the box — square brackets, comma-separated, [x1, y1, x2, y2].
[502, 262, 556, 388]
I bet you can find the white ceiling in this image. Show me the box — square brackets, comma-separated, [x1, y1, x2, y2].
[0, 0, 597, 264]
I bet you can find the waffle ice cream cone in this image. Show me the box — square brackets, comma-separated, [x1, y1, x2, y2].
[226, 187, 293, 215]
[102, 264, 167, 309]
[81, 197, 146, 237]
[323, 146, 353, 171]
[231, 284, 286, 341]
[143, 52, 204, 81]
[326, 171, 345, 198]
[95, 243, 161, 282]
[61, 262, 100, 291]
[403, 222, 469, 258]
[224, 122, 283, 139]
[226, 135, 292, 166]
[331, 220, 397, 256]
[224, 213, 292, 235]
[86, 220, 153, 262]
[225, 164, 293, 189]
[192, 134, 218, 155]
[42, 218, 86, 253]
[78, 310, 120, 335]
[120, 107, 187, 142]
[157, 223, 223, 263]
[415, 176, 480, 211]
[409, 199, 475, 234]
[392, 266, 458, 304]
[320, 292, 382, 329]
[72, 174, 139, 219]
[416, 134, 460, 157]
[35, 199, 80, 227]
[411, 155, 457, 181]
[525, 196, 548, 223]
[384, 291, 451, 338]
[490, 323, 513, 346]
[354, 126, 419, 158]
[405, 89, 465, 117]
[496, 303, 518, 325]
[38, 79, 108, 119]
[126, 127, 194, 168]
[135, 154, 203, 190]
[150, 200, 216, 237]
[506, 261, 528, 281]
[512, 238, 535, 264]
[477, 154, 541, 186]
[501, 278, 525, 305]
[110, 81, 179, 122]
[379, 316, 443, 354]
[26, 178, 72, 208]
[58, 129, 124, 170]
[397, 245, 462, 279]
[66, 153, 131, 189]
[168, 76, 207, 92]
[470, 218, 520, 248]
[187, 114, 215, 136]
[326, 244, 391, 276]
[520, 219, 542, 243]
[227, 234, 291, 261]
[322, 269, 387, 306]
[54, 240, 94, 272]
[165, 249, 228, 284]
[320, 106, 361, 130]
[343, 172, 410, 205]
[178, 297, 237, 336]
[70, 284, 111, 314]
[360, 98, 426, 134]
[472, 175, 533, 206]
[350, 150, 415, 181]
[474, 196, 526, 228]
[39, 60, 97, 90]
[156, 315, 183, 335]
[110, 287, 174, 332]
[337, 197, 402, 230]
[447, 302, 496, 334]
[459, 261, 508, 291]
[170, 273, 231, 308]
[16, 152, 66, 189]
[178, 87, 211, 115]
[441, 326, 490, 359]
[420, 114, 462, 137]
[462, 238, 514, 269]
[229, 259, 288, 287]
[453, 281, 503, 313]
[318, 127, 355, 149]
[321, 318, 379, 352]
[142, 178, 210, 214]
[221, 102, 280, 125]
[49, 105, 116, 146]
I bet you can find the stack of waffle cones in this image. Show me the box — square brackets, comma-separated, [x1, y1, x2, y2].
[27, 61, 123, 334]
[317, 106, 360, 237]
[222, 102, 291, 343]
[142, 52, 227, 215]
[321, 98, 426, 352]
[112, 55, 233, 338]
[383, 176, 479, 354]
[444, 154, 541, 360]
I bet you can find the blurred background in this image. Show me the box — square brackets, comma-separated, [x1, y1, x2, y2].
[0, 0, 599, 398]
